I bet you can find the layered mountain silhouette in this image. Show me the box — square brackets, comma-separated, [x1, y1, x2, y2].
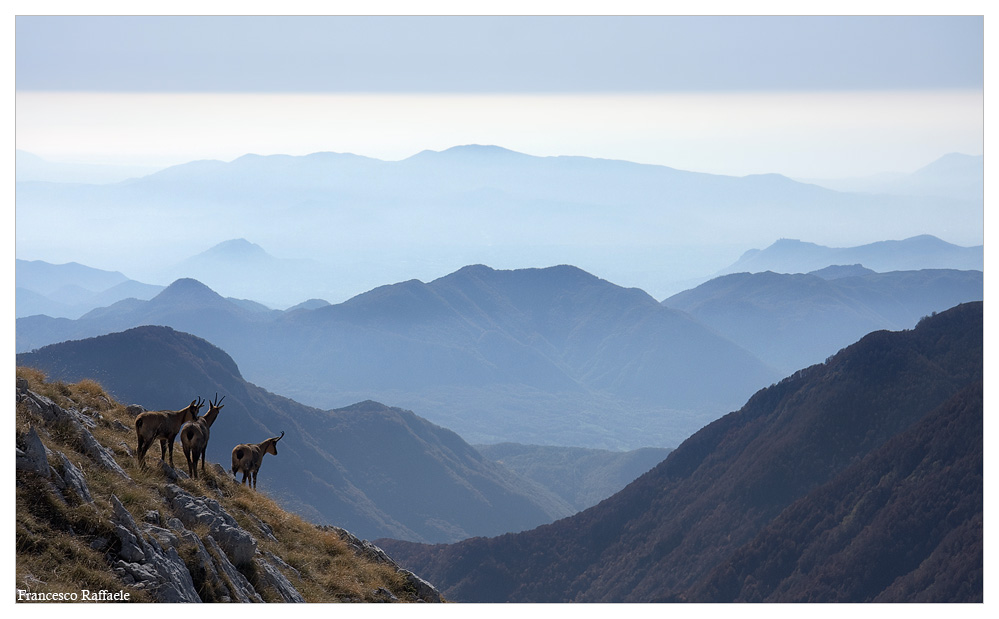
[16, 147, 983, 304]
[663, 267, 983, 373]
[17, 265, 781, 449]
[717, 235, 983, 276]
[802, 153, 983, 202]
[475, 443, 672, 513]
[160, 239, 336, 308]
[16, 259, 164, 319]
[16, 325, 573, 544]
[378, 302, 982, 602]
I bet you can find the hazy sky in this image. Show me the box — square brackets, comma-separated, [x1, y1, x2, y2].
[14, 15, 985, 178]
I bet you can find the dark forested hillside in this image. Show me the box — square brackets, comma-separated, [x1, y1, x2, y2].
[688, 381, 982, 602]
[16, 326, 573, 543]
[378, 302, 982, 602]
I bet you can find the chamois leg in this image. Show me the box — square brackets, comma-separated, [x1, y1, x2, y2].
[136, 436, 149, 467]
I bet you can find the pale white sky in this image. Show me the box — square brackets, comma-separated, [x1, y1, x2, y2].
[15, 89, 984, 178]
[13, 14, 986, 179]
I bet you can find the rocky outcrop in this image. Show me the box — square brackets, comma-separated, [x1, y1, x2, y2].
[110, 494, 202, 603]
[164, 483, 257, 565]
[16, 426, 50, 477]
[16, 385, 127, 478]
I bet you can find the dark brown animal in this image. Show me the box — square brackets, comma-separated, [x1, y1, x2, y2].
[231, 431, 284, 489]
[180, 393, 225, 479]
[135, 397, 205, 468]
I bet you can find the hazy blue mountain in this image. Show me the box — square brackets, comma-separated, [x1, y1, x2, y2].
[16, 146, 983, 305]
[161, 239, 338, 308]
[475, 443, 672, 512]
[801, 153, 983, 202]
[15, 259, 164, 319]
[15, 149, 164, 184]
[378, 302, 982, 602]
[16, 266, 781, 449]
[807, 264, 876, 280]
[717, 235, 982, 276]
[663, 268, 982, 373]
[16, 325, 574, 543]
[17, 258, 129, 294]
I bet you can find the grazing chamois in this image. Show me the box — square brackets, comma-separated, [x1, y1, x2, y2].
[180, 393, 225, 479]
[135, 397, 205, 468]
[231, 431, 284, 489]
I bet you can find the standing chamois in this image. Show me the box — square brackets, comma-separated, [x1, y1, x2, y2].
[180, 393, 225, 479]
[231, 431, 284, 489]
[135, 397, 205, 468]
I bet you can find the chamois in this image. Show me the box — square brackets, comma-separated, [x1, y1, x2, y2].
[180, 393, 225, 479]
[135, 397, 205, 468]
[231, 431, 284, 489]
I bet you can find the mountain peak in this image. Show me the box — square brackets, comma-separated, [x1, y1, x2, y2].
[153, 278, 226, 304]
[199, 238, 270, 259]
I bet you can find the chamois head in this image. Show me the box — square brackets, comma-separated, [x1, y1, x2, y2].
[264, 430, 285, 455]
[187, 396, 206, 421]
[206, 393, 225, 418]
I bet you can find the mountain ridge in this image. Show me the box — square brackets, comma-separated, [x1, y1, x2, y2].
[377, 302, 983, 602]
[16, 325, 575, 543]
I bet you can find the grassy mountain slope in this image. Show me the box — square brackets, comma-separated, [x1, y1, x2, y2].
[16, 325, 573, 544]
[15, 368, 438, 602]
[378, 302, 982, 602]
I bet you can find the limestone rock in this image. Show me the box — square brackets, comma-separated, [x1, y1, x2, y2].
[56, 452, 93, 503]
[256, 556, 305, 603]
[165, 484, 257, 565]
[204, 535, 262, 603]
[16, 426, 50, 477]
[109, 494, 201, 602]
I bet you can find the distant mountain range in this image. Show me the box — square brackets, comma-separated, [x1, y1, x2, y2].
[475, 443, 672, 513]
[16, 146, 983, 304]
[159, 238, 336, 308]
[801, 153, 983, 202]
[16, 259, 165, 319]
[663, 267, 983, 373]
[15, 326, 574, 543]
[17, 265, 780, 449]
[716, 235, 982, 276]
[379, 302, 983, 602]
[15, 149, 164, 184]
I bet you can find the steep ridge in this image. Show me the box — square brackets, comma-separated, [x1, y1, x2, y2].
[663, 268, 983, 373]
[377, 302, 982, 602]
[16, 326, 573, 543]
[688, 381, 982, 602]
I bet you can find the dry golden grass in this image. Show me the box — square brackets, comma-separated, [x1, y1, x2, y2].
[15, 368, 424, 603]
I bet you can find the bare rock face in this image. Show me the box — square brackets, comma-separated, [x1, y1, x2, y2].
[17, 386, 128, 478]
[56, 452, 93, 504]
[109, 494, 201, 603]
[164, 484, 257, 566]
[256, 556, 306, 603]
[16, 426, 50, 478]
[203, 535, 263, 603]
